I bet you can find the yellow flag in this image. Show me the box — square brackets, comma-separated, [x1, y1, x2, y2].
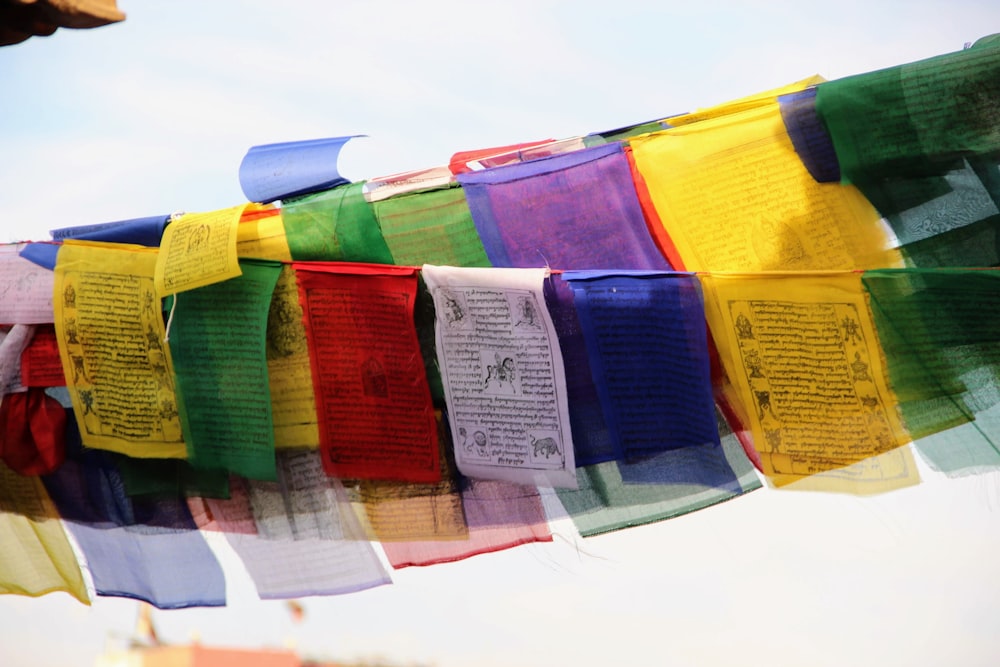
[664, 75, 826, 127]
[154, 205, 244, 295]
[54, 240, 185, 458]
[266, 265, 319, 449]
[631, 97, 900, 273]
[702, 271, 918, 493]
[0, 462, 89, 603]
[237, 205, 293, 261]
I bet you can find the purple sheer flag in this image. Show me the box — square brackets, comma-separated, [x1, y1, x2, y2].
[457, 143, 670, 269]
[239, 136, 361, 204]
[43, 415, 226, 608]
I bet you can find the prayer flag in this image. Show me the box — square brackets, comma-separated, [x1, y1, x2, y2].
[294, 262, 440, 483]
[458, 142, 670, 270]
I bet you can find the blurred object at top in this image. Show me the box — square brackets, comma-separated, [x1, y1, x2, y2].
[0, 0, 124, 46]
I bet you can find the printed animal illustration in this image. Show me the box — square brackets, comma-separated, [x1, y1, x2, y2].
[531, 435, 560, 459]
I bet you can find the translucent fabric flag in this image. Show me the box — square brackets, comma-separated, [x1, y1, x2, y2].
[814, 36, 1000, 268]
[199, 472, 391, 599]
[422, 265, 577, 488]
[371, 185, 491, 267]
[561, 271, 719, 463]
[53, 240, 185, 459]
[293, 262, 439, 483]
[555, 408, 761, 537]
[280, 182, 394, 264]
[0, 243, 55, 324]
[629, 91, 900, 272]
[863, 269, 1000, 475]
[353, 416, 468, 542]
[665, 76, 826, 128]
[701, 272, 918, 493]
[0, 461, 89, 603]
[115, 457, 230, 500]
[168, 259, 282, 481]
[457, 142, 670, 270]
[266, 266, 320, 450]
[235, 205, 292, 262]
[380, 477, 552, 568]
[43, 417, 226, 608]
[20, 325, 65, 388]
[154, 206, 244, 296]
[815, 35, 1000, 189]
[543, 277, 615, 466]
[778, 88, 841, 183]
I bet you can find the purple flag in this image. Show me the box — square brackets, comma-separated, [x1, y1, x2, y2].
[458, 143, 670, 269]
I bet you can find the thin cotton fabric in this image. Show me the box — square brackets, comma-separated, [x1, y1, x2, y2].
[458, 142, 670, 270]
[0, 461, 89, 603]
[863, 269, 1000, 474]
[280, 183, 394, 263]
[43, 415, 226, 608]
[561, 271, 719, 463]
[372, 185, 491, 267]
[380, 478, 552, 568]
[169, 259, 283, 481]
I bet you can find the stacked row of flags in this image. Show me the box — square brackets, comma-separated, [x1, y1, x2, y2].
[1, 34, 998, 608]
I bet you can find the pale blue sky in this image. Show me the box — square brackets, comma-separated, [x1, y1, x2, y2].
[2, 2, 1000, 666]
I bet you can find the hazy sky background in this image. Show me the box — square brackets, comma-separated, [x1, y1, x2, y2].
[2, 2, 1000, 666]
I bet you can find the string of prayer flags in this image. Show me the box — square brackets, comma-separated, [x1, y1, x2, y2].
[266, 266, 321, 450]
[701, 271, 917, 492]
[53, 240, 185, 459]
[561, 271, 719, 463]
[154, 205, 244, 295]
[238, 136, 358, 204]
[380, 478, 553, 568]
[458, 142, 670, 270]
[200, 474, 392, 599]
[628, 91, 900, 272]
[293, 262, 440, 483]
[422, 265, 577, 488]
[0, 461, 89, 603]
[44, 424, 226, 608]
[281, 182, 394, 264]
[168, 259, 282, 481]
[0, 244, 55, 324]
[371, 185, 491, 267]
[862, 269, 1000, 475]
